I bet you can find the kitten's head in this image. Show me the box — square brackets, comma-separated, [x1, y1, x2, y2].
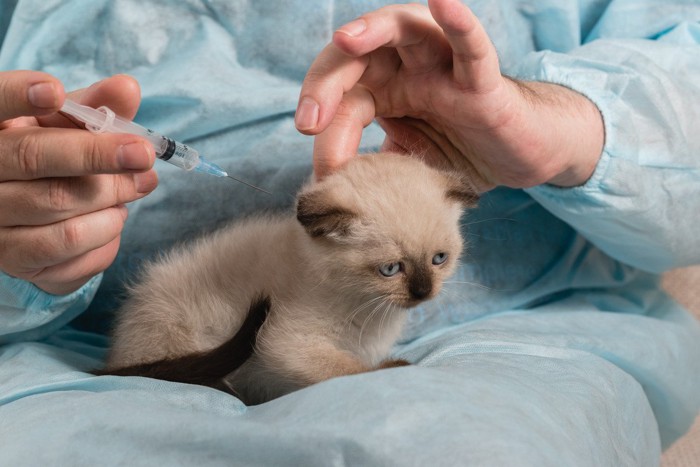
[296, 152, 477, 309]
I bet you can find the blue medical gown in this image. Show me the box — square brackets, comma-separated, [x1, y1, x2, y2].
[1, 1, 699, 465]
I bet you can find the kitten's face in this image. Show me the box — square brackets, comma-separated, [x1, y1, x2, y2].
[337, 223, 463, 308]
[297, 153, 476, 309]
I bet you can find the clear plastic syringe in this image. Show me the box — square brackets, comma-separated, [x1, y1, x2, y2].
[59, 99, 270, 193]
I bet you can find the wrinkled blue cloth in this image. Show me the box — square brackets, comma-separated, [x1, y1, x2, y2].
[1, 1, 700, 466]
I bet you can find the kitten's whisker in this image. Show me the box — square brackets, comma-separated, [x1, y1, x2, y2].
[379, 302, 399, 344]
[343, 295, 387, 329]
[463, 232, 509, 241]
[358, 304, 381, 347]
[376, 297, 395, 342]
[378, 301, 391, 341]
[443, 280, 506, 291]
[443, 281, 494, 290]
[358, 298, 388, 348]
[307, 271, 332, 294]
[346, 295, 386, 324]
[460, 217, 517, 227]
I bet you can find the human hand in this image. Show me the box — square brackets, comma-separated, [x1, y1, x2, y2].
[296, 0, 604, 191]
[0, 71, 158, 295]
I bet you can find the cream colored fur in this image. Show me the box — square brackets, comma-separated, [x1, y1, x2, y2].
[106, 152, 475, 404]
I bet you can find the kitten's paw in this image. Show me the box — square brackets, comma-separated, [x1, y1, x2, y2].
[378, 359, 411, 369]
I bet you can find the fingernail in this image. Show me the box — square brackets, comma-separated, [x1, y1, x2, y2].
[118, 142, 151, 170]
[337, 19, 367, 37]
[27, 82, 58, 109]
[133, 170, 158, 194]
[295, 97, 319, 131]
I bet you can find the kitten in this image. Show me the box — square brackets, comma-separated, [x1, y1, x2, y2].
[102, 152, 477, 404]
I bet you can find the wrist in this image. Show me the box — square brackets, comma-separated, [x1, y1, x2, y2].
[511, 80, 605, 187]
[32, 277, 92, 296]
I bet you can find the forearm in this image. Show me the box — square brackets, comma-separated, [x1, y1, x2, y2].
[514, 38, 700, 272]
[510, 80, 605, 188]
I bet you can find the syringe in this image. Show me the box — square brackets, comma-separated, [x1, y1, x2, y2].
[59, 99, 270, 194]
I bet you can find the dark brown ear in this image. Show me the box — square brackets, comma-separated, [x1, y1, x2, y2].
[296, 190, 356, 238]
[445, 175, 480, 208]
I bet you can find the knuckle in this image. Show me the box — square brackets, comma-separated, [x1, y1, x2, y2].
[112, 207, 128, 232]
[60, 219, 86, 253]
[82, 137, 111, 173]
[114, 174, 137, 203]
[0, 77, 31, 121]
[80, 134, 111, 174]
[40, 239, 119, 291]
[0, 229, 44, 276]
[15, 133, 43, 177]
[0, 232, 12, 272]
[407, 2, 428, 11]
[86, 243, 120, 277]
[29, 235, 58, 265]
[335, 95, 356, 117]
[335, 92, 369, 120]
[306, 44, 347, 77]
[0, 80, 15, 118]
[302, 69, 328, 86]
[47, 178, 71, 212]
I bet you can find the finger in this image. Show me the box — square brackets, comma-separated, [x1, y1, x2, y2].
[428, 0, 501, 91]
[381, 115, 492, 192]
[0, 126, 155, 181]
[0, 70, 65, 121]
[299, 5, 453, 136]
[377, 116, 462, 170]
[0, 205, 128, 275]
[297, 45, 402, 135]
[376, 117, 434, 156]
[296, 43, 370, 135]
[334, 4, 450, 69]
[29, 236, 122, 296]
[312, 86, 376, 179]
[37, 74, 141, 129]
[0, 170, 158, 227]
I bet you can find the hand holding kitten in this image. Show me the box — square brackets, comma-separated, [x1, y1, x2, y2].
[0, 72, 157, 295]
[296, 0, 605, 192]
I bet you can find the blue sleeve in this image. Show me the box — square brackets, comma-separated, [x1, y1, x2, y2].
[0, 1, 106, 343]
[0, 272, 102, 344]
[510, 6, 700, 273]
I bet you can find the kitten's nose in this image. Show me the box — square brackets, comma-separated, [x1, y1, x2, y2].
[409, 274, 432, 300]
[409, 286, 431, 300]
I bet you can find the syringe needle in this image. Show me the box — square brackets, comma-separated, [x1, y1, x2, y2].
[60, 100, 274, 195]
[226, 174, 272, 195]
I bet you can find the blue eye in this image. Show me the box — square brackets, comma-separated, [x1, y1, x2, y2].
[432, 252, 448, 265]
[379, 262, 402, 277]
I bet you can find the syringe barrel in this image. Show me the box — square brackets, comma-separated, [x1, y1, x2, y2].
[142, 130, 199, 172]
[104, 113, 200, 171]
[61, 100, 201, 172]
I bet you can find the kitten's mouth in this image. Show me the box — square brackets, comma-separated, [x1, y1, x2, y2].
[399, 288, 441, 308]
[399, 297, 430, 309]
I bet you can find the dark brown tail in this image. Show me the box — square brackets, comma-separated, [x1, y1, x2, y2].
[95, 295, 271, 393]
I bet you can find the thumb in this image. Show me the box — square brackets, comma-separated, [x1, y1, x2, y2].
[68, 74, 141, 120]
[37, 74, 142, 129]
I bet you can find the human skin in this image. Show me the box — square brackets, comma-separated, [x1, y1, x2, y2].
[0, 71, 158, 295]
[0, 1, 603, 296]
[295, 0, 605, 192]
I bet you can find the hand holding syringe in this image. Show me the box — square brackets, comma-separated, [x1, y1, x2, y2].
[60, 99, 270, 193]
